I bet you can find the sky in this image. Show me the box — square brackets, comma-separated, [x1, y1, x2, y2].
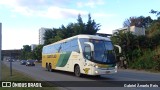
[0, 0, 159, 50]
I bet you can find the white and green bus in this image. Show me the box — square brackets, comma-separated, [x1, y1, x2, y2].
[42, 35, 121, 77]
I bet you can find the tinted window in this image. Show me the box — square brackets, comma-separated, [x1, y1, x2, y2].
[70, 39, 79, 52]
[104, 41, 114, 50]
[60, 38, 79, 52]
[61, 41, 70, 52]
[43, 38, 80, 54]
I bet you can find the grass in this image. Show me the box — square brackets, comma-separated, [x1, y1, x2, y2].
[1, 63, 34, 81]
[0, 63, 57, 90]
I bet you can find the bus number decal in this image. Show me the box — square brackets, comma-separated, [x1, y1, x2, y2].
[47, 54, 57, 58]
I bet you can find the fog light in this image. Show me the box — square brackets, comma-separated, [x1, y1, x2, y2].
[95, 71, 98, 74]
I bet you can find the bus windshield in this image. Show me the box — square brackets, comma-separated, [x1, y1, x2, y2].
[90, 39, 116, 64]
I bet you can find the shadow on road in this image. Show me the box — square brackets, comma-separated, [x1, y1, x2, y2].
[45, 69, 115, 81]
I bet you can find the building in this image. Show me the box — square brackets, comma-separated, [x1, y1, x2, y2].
[39, 27, 51, 45]
[112, 26, 145, 36]
[31, 44, 37, 51]
[2, 49, 21, 60]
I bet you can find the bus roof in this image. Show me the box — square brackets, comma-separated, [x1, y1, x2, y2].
[77, 34, 110, 40]
[44, 34, 111, 47]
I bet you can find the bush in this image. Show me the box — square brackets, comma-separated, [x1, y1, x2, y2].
[153, 54, 160, 71]
[129, 49, 155, 70]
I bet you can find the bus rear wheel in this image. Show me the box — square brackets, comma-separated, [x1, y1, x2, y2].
[46, 63, 49, 71]
[74, 65, 81, 77]
[49, 64, 53, 72]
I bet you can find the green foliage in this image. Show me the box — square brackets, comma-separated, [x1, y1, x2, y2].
[43, 14, 100, 45]
[123, 16, 153, 29]
[32, 45, 43, 61]
[20, 45, 32, 60]
[43, 29, 56, 45]
[20, 45, 43, 61]
[112, 15, 160, 71]
[153, 55, 160, 71]
[130, 49, 154, 69]
[111, 31, 139, 61]
[150, 9, 160, 17]
[20, 14, 100, 60]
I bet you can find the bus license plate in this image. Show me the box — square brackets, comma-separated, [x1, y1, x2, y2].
[106, 71, 110, 73]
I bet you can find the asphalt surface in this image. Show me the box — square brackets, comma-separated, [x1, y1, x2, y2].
[3, 61, 160, 90]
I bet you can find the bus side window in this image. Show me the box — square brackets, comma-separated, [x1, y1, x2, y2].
[42, 47, 46, 54]
[45, 47, 47, 54]
[61, 42, 66, 52]
[70, 39, 79, 52]
[63, 41, 70, 52]
[52, 44, 57, 53]
[54, 44, 59, 53]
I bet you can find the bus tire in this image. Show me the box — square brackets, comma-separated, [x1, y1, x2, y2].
[74, 65, 81, 77]
[46, 63, 49, 71]
[49, 64, 53, 72]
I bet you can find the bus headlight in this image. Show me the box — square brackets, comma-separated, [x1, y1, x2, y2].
[115, 65, 117, 69]
[93, 64, 99, 68]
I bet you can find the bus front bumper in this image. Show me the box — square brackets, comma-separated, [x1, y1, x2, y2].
[93, 67, 117, 75]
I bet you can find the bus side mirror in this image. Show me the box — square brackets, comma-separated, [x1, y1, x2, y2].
[84, 46, 91, 60]
[84, 42, 94, 61]
[114, 45, 121, 53]
[84, 42, 94, 51]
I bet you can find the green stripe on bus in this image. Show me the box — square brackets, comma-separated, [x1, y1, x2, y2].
[56, 52, 71, 67]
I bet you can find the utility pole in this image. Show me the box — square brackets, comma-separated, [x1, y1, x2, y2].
[0, 23, 2, 81]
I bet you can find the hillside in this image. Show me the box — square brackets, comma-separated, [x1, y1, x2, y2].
[130, 21, 160, 71]
[111, 19, 160, 71]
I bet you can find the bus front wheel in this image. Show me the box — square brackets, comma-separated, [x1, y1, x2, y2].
[74, 65, 81, 77]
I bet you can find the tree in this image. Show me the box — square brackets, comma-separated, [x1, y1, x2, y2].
[20, 45, 32, 59]
[123, 16, 153, 29]
[86, 14, 101, 34]
[112, 11, 160, 70]
[150, 9, 160, 21]
[150, 9, 160, 16]
[43, 14, 101, 45]
[43, 29, 56, 45]
[111, 30, 141, 61]
[33, 45, 43, 61]
[23, 45, 31, 52]
[76, 14, 86, 34]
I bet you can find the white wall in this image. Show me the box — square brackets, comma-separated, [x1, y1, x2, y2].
[39, 28, 47, 45]
[130, 26, 145, 36]
[112, 26, 145, 36]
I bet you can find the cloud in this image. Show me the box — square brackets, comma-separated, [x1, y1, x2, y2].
[0, 0, 114, 20]
[93, 13, 117, 18]
[0, 0, 71, 10]
[77, 0, 105, 8]
[0, 0, 88, 19]
[38, 6, 88, 19]
[2, 28, 38, 50]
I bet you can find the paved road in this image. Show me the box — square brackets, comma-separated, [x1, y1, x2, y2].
[3, 61, 160, 90]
